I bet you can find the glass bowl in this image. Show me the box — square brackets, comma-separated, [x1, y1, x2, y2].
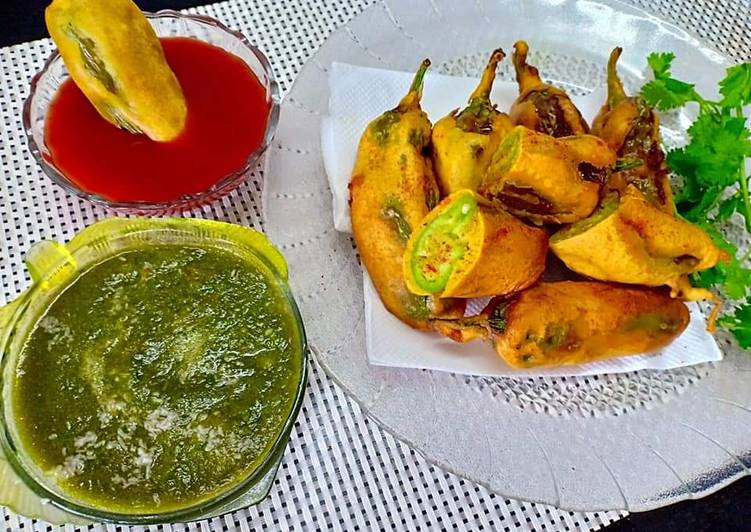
[0, 218, 307, 525]
[22, 11, 281, 215]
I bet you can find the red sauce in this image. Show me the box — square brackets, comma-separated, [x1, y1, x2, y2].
[45, 37, 271, 203]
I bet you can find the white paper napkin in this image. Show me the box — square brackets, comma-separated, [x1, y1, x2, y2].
[322, 61, 722, 377]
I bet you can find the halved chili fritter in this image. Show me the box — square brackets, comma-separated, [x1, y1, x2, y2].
[550, 187, 722, 291]
[403, 190, 548, 299]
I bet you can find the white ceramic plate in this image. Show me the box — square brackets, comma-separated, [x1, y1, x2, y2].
[263, 0, 751, 512]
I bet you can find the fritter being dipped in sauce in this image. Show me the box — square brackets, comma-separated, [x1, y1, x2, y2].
[46, 0, 187, 141]
[44, 0, 273, 203]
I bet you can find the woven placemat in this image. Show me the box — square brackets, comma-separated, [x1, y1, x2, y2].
[1, 0, 747, 529]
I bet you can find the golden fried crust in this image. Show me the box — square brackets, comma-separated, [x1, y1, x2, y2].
[510, 91, 590, 138]
[550, 186, 722, 286]
[592, 101, 640, 150]
[558, 135, 617, 169]
[480, 127, 613, 224]
[593, 100, 674, 212]
[46, 0, 187, 141]
[431, 318, 488, 343]
[492, 282, 690, 368]
[350, 59, 468, 329]
[350, 110, 437, 329]
[591, 47, 675, 213]
[432, 113, 514, 195]
[432, 49, 515, 195]
[510, 41, 589, 137]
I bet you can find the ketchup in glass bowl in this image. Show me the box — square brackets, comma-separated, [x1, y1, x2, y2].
[23, 11, 280, 213]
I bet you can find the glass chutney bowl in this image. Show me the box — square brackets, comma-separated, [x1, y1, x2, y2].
[23, 11, 281, 214]
[0, 218, 307, 524]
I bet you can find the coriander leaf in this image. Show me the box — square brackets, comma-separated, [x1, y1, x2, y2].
[718, 303, 751, 349]
[642, 52, 751, 349]
[680, 185, 721, 222]
[641, 79, 699, 110]
[646, 52, 675, 78]
[692, 254, 751, 300]
[691, 223, 751, 300]
[668, 147, 701, 202]
[683, 113, 751, 189]
[669, 147, 719, 220]
[692, 267, 720, 290]
[720, 63, 751, 108]
[641, 52, 703, 110]
[665, 77, 701, 99]
[716, 195, 742, 221]
[724, 262, 751, 300]
[695, 222, 737, 255]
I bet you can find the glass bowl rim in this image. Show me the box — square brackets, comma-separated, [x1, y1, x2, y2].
[21, 10, 281, 213]
[0, 217, 308, 524]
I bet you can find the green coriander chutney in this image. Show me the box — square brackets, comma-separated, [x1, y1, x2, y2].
[10, 245, 304, 514]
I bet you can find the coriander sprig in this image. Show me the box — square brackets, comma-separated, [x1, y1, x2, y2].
[641, 53, 751, 348]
